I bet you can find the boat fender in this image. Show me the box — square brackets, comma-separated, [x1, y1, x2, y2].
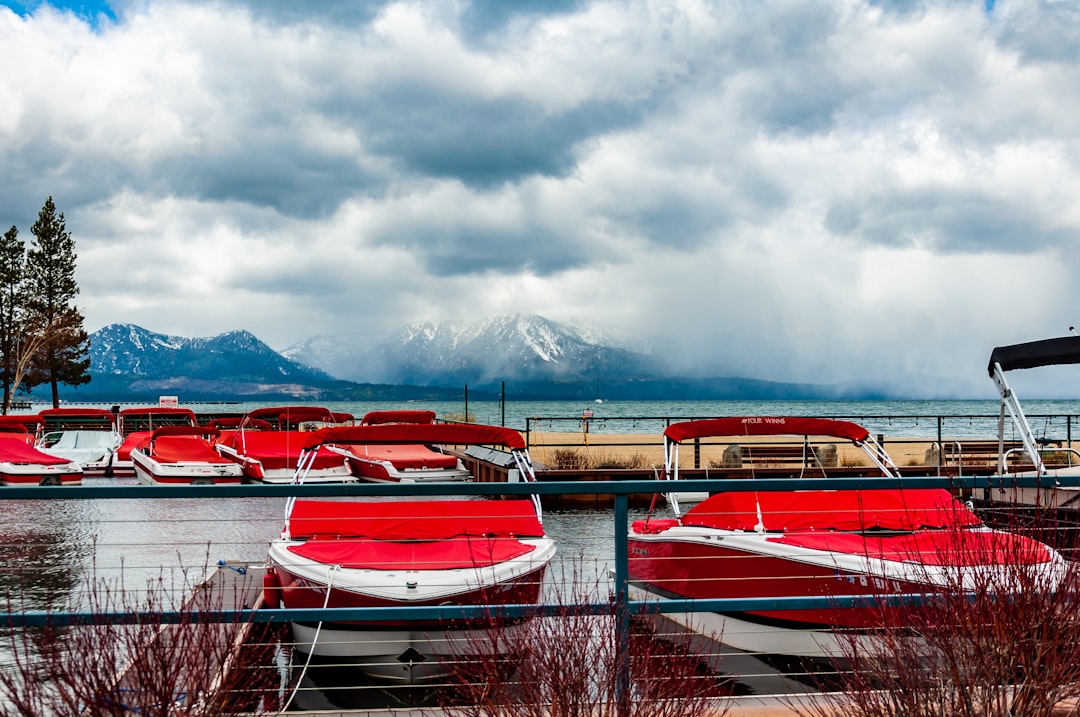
[262, 569, 282, 609]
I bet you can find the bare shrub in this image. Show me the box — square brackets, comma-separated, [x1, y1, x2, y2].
[839, 454, 867, 467]
[549, 448, 594, 470]
[439, 565, 730, 717]
[0, 561, 283, 717]
[789, 511, 1080, 717]
[594, 451, 654, 470]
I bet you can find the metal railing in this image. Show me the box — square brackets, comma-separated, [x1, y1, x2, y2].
[2, 472, 1077, 714]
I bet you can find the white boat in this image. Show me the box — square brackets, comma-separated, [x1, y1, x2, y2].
[0, 434, 82, 486]
[36, 408, 122, 477]
[110, 407, 199, 478]
[983, 335, 1080, 516]
[631, 416, 1066, 658]
[130, 426, 244, 485]
[264, 422, 555, 684]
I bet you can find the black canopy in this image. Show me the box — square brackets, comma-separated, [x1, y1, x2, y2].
[988, 336, 1080, 376]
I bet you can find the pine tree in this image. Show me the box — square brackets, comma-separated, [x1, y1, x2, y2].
[0, 226, 29, 413]
[26, 197, 91, 408]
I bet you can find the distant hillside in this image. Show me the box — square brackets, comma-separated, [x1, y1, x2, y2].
[63, 324, 472, 401]
[46, 317, 884, 401]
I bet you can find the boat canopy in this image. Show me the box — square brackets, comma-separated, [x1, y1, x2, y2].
[246, 406, 336, 425]
[0, 416, 43, 430]
[118, 407, 197, 433]
[360, 410, 437, 425]
[38, 408, 116, 428]
[287, 498, 544, 540]
[683, 489, 981, 533]
[664, 417, 870, 444]
[150, 425, 220, 440]
[988, 336, 1080, 375]
[303, 423, 527, 451]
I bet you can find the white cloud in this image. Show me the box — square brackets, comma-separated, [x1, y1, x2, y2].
[2, 0, 1079, 394]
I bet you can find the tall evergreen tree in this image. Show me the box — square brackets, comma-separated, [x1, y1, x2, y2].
[0, 226, 29, 413]
[26, 197, 91, 408]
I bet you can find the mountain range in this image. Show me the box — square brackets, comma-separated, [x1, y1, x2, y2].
[53, 314, 871, 401]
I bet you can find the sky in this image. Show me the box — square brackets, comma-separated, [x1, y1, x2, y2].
[2, 0, 1079, 398]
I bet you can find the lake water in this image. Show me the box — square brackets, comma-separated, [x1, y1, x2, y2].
[8, 397, 1080, 708]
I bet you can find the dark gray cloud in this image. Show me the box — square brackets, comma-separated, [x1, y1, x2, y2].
[3, 0, 1079, 391]
[825, 190, 1074, 253]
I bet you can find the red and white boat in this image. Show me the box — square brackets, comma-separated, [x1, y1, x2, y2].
[0, 434, 82, 486]
[110, 407, 199, 478]
[36, 408, 122, 477]
[264, 423, 555, 684]
[629, 416, 1066, 658]
[130, 426, 244, 485]
[329, 410, 472, 483]
[214, 429, 354, 484]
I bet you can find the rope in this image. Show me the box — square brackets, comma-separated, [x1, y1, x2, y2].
[280, 563, 340, 711]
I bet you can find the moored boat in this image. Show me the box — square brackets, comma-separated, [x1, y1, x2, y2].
[130, 426, 244, 485]
[110, 407, 199, 478]
[0, 435, 82, 486]
[629, 416, 1066, 658]
[328, 410, 472, 483]
[36, 408, 122, 477]
[981, 335, 1080, 514]
[264, 422, 555, 684]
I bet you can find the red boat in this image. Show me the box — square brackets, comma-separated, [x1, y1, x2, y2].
[0, 435, 82, 486]
[110, 407, 199, 478]
[629, 417, 1065, 658]
[130, 426, 244, 485]
[214, 429, 353, 483]
[36, 408, 121, 477]
[264, 423, 554, 683]
[329, 410, 472, 483]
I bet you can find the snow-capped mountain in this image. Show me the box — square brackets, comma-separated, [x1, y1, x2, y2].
[284, 314, 659, 390]
[91, 324, 335, 381]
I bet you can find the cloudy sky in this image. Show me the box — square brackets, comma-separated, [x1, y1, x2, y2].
[2, 0, 1079, 397]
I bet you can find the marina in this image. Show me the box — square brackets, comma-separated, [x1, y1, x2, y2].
[4, 399, 1080, 713]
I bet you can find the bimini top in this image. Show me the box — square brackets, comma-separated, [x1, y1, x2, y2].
[302, 423, 527, 451]
[360, 409, 437, 425]
[988, 336, 1080, 376]
[246, 406, 336, 425]
[664, 417, 870, 444]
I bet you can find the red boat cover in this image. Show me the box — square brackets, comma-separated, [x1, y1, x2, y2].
[116, 431, 152, 460]
[683, 489, 982, 533]
[0, 436, 72, 465]
[769, 529, 1056, 566]
[345, 444, 458, 469]
[287, 499, 545, 540]
[217, 431, 341, 469]
[361, 410, 437, 425]
[287, 535, 536, 570]
[664, 417, 870, 444]
[302, 423, 527, 451]
[151, 436, 230, 464]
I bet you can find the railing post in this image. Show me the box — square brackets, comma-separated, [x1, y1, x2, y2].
[614, 492, 630, 717]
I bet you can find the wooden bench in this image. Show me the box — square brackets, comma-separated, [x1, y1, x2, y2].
[721, 444, 836, 469]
